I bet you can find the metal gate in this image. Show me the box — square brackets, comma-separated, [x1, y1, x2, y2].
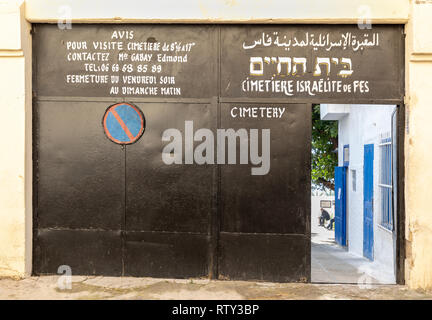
[32, 24, 404, 281]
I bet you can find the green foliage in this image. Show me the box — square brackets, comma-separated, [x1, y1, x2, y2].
[311, 104, 338, 191]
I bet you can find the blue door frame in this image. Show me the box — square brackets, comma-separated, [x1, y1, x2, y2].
[334, 166, 347, 247]
[363, 144, 374, 260]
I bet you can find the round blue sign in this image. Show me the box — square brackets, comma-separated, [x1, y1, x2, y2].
[103, 103, 145, 145]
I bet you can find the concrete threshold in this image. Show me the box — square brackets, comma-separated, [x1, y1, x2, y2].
[0, 276, 431, 300]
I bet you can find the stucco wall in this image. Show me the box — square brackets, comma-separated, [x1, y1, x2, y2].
[24, 0, 409, 23]
[1, 0, 432, 289]
[0, 0, 31, 277]
[311, 195, 335, 223]
[404, 1, 432, 289]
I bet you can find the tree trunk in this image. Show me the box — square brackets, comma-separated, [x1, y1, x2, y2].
[317, 178, 335, 191]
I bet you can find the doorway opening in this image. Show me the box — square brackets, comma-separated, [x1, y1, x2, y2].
[311, 104, 403, 285]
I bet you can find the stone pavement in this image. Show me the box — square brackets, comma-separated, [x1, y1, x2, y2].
[311, 226, 395, 284]
[312, 242, 381, 284]
[311, 202, 395, 284]
[0, 276, 432, 300]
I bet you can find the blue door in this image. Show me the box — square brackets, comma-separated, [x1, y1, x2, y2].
[334, 166, 347, 247]
[363, 144, 374, 260]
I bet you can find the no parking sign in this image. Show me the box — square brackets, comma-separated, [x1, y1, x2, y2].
[103, 103, 145, 145]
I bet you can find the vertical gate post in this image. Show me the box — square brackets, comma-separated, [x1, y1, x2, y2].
[404, 1, 432, 289]
[0, 1, 32, 277]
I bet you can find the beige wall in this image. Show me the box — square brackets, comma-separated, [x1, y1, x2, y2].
[1, 0, 432, 289]
[0, 0, 31, 278]
[404, 1, 432, 290]
[25, 0, 409, 23]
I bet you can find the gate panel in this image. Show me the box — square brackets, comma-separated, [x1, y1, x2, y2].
[125, 103, 215, 233]
[124, 103, 216, 277]
[33, 24, 218, 99]
[125, 232, 209, 278]
[218, 103, 311, 282]
[33, 24, 219, 278]
[220, 25, 404, 103]
[34, 101, 125, 275]
[220, 104, 310, 234]
[35, 230, 122, 276]
[219, 233, 309, 282]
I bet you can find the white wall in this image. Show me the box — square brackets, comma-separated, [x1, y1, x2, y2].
[335, 104, 396, 281]
[311, 195, 334, 220]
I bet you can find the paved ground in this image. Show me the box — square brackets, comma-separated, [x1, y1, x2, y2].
[0, 276, 431, 300]
[312, 243, 384, 284]
[0, 203, 415, 300]
[311, 205, 395, 284]
[0, 219, 425, 300]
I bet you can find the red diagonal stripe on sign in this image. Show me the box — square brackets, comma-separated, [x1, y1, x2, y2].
[110, 108, 135, 141]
